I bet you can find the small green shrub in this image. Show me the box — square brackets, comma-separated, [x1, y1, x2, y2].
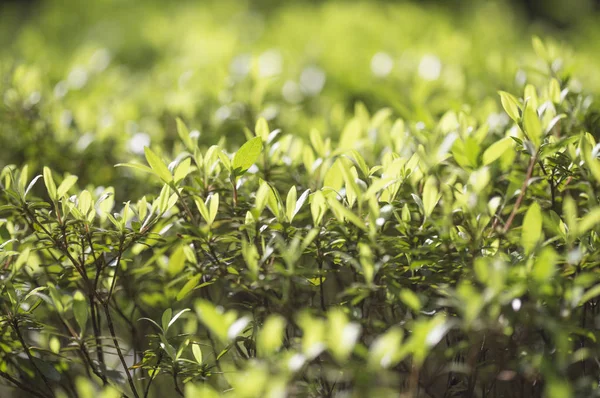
[2, 34, 600, 397]
[3, 0, 600, 396]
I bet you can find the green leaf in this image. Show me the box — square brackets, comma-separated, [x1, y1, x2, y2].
[192, 344, 203, 365]
[168, 245, 187, 276]
[258, 315, 286, 357]
[327, 309, 361, 363]
[43, 167, 57, 201]
[144, 147, 173, 183]
[422, 176, 440, 218]
[161, 308, 173, 332]
[177, 274, 201, 301]
[255, 118, 269, 142]
[577, 208, 600, 237]
[286, 186, 297, 223]
[549, 78, 561, 103]
[115, 162, 154, 175]
[78, 190, 92, 216]
[327, 197, 367, 231]
[168, 308, 190, 329]
[311, 191, 327, 226]
[368, 326, 404, 369]
[73, 291, 88, 334]
[57, 175, 78, 198]
[208, 193, 219, 226]
[532, 247, 557, 282]
[579, 284, 600, 306]
[174, 157, 192, 183]
[176, 118, 194, 150]
[482, 137, 514, 165]
[523, 102, 542, 148]
[195, 300, 229, 343]
[522, 202, 542, 255]
[498, 91, 521, 123]
[232, 136, 263, 176]
[195, 196, 210, 225]
[399, 289, 421, 312]
[310, 128, 326, 157]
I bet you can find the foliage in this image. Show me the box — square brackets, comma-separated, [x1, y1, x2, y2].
[2, 1, 600, 397]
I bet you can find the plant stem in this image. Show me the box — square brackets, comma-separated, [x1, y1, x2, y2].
[12, 320, 55, 397]
[0, 369, 51, 398]
[103, 302, 140, 398]
[143, 351, 162, 398]
[503, 153, 537, 233]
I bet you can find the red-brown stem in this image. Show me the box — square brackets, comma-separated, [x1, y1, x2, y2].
[503, 153, 538, 233]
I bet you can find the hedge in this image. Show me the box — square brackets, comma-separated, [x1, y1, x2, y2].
[2, 1, 600, 397]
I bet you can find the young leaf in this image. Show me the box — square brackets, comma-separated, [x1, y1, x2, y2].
[168, 245, 187, 276]
[176, 275, 201, 301]
[57, 175, 78, 198]
[144, 147, 173, 183]
[399, 289, 421, 312]
[577, 207, 600, 237]
[73, 291, 88, 334]
[293, 189, 310, 222]
[523, 102, 542, 148]
[255, 117, 269, 142]
[192, 344, 203, 365]
[482, 137, 514, 166]
[258, 315, 286, 357]
[498, 91, 521, 123]
[422, 176, 440, 218]
[327, 197, 367, 231]
[208, 193, 219, 226]
[195, 196, 210, 226]
[522, 202, 542, 255]
[232, 137, 263, 177]
[168, 308, 190, 329]
[311, 191, 327, 226]
[176, 118, 194, 150]
[532, 247, 557, 282]
[114, 162, 154, 175]
[161, 308, 173, 332]
[78, 190, 92, 216]
[24, 174, 43, 198]
[310, 128, 326, 157]
[286, 186, 298, 223]
[43, 167, 57, 201]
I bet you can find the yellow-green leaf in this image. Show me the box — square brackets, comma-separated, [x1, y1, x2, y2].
[43, 167, 57, 201]
[482, 137, 514, 166]
[498, 91, 521, 123]
[523, 103, 542, 148]
[522, 202, 542, 255]
[57, 175, 78, 198]
[144, 147, 173, 183]
[233, 137, 263, 176]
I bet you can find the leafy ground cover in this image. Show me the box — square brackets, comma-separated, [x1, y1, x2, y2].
[2, 0, 600, 397]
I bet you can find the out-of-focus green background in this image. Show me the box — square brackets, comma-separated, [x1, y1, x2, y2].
[1, 0, 599, 199]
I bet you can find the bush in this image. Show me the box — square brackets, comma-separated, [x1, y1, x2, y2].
[2, 1, 600, 398]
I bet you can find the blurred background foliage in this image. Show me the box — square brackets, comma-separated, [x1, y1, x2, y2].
[1, 0, 600, 199]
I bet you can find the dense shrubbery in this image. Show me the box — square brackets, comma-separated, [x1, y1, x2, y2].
[2, 1, 600, 397]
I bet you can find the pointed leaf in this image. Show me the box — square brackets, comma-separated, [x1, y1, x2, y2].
[482, 137, 514, 165]
[232, 137, 263, 176]
[57, 175, 78, 198]
[522, 202, 542, 255]
[144, 147, 173, 183]
[43, 167, 57, 201]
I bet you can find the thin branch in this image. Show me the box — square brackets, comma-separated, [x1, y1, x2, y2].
[503, 153, 538, 233]
[0, 369, 51, 398]
[12, 320, 55, 397]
